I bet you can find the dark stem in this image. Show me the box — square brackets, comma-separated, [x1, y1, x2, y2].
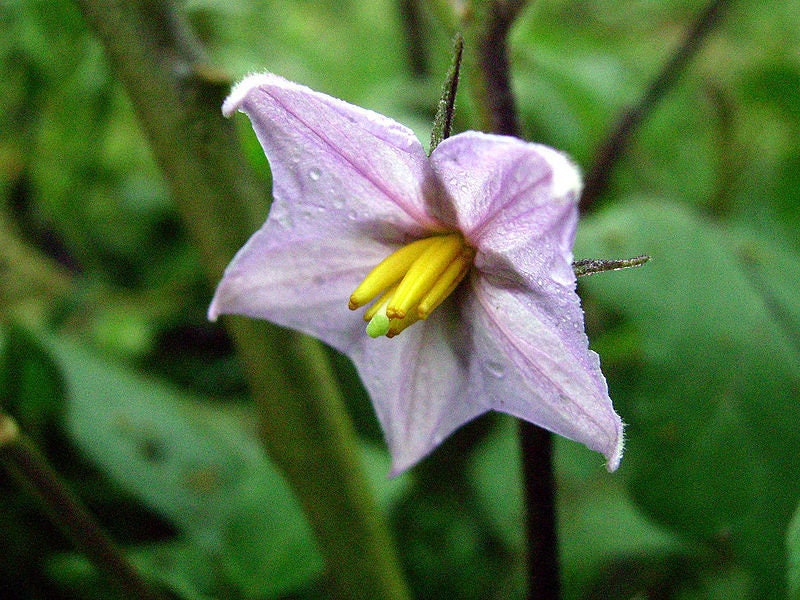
[475, 1, 527, 135]
[0, 415, 163, 600]
[519, 421, 559, 600]
[470, 2, 560, 596]
[580, 0, 732, 212]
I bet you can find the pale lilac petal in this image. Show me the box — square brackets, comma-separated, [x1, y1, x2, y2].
[349, 304, 487, 475]
[213, 76, 624, 474]
[432, 134, 616, 462]
[224, 73, 442, 238]
[431, 132, 581, 289]
[210, 73, 446, 349]
[209, 231, 399, 352]
[464, 274, 623, 471]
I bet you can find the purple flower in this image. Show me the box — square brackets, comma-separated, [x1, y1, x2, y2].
[209, 73, 623, 475]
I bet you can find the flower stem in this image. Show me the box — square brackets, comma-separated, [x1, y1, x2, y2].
[466, 0, 528, 135]
[581, 0, 732, 212]
[519, 420, 559, 600]
[463, 2, 560, 597]
[72, 2, 410, 598]
[0, 414, 163, 600]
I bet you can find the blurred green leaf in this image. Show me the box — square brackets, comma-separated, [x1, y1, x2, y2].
[788, 501, 800, 600]
[48, 540, 215, 600]
[193, 0, 408, 103]
[37, 333, 409, 598]
[468, 418, 523, 550]
[469, 418, 684, 599]
[0, 324, 65, 446]
[44, 335, 322, 598]
[513, 44, 634, 164]
[575, 199, 800, 598]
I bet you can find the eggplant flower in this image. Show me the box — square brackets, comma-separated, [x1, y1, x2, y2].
[209, 73, 623, 475]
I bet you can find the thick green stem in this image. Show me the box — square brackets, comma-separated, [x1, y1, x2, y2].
[72, 1, 409, 597]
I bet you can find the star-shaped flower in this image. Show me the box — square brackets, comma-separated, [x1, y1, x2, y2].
[209, 73, 623, 475]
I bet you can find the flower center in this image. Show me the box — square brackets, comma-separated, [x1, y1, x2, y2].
[348, 232, 476, 338]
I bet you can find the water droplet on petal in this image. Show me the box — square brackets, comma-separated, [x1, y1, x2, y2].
[308, 167, 321, 181]
[274, 207, 294, 229]
[485, 360, 505, 379]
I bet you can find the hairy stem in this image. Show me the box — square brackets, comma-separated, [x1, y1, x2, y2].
[430, 33, 464, 152]
[581, 0, 732, 212]
[573, 255, 651, 277]
[72, 1, 409, 597]
[0, 415, 163, 600]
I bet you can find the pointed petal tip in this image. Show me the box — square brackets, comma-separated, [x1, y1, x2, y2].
[222, 72, 287, 117]
[207, 285, 229, 323]
[387, 453, 418, 479]
[533, 144, 583, 200]
[386, 437, 437, 478]
[207, 299, 221, 323]
[605, 422, 625, 472]
[221, 78, 248, 117]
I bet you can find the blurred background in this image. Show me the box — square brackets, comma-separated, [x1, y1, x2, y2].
[1, 0, 799, 598]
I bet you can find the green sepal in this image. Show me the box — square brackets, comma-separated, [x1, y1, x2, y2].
[429, 33, 464, 154]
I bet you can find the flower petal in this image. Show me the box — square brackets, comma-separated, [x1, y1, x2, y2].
[349, 303, 487, 475]
[209, 231, 397, 352]
[464, 274, 623, 471]
[211, 73, 444, 349]
[224, 73, 441, 237]
[212, 76, 623, 475]
[431, 131, 581, 289]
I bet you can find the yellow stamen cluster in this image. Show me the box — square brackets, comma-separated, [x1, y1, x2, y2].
[349, 233, 475, 338]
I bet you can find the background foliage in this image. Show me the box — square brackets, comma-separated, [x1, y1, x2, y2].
[2, 0, 799, 598]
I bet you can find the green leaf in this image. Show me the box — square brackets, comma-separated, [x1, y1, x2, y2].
[0, 325, 66, 446]
[44, 335, 321, 598]
[469, 417, 683, 599]
[575, 199, 800, 597]
[788, 501, 800, 599]
[47, 540, 216, 600]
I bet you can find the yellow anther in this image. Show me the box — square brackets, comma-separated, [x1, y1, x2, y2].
[349, 237, 439, 310]
[348, 231, 475, 338]
[386, 310, 422, 338]
[386, 233, 465, 319]
[416, 247, 475, 319]
[362, 284, 397, 322]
